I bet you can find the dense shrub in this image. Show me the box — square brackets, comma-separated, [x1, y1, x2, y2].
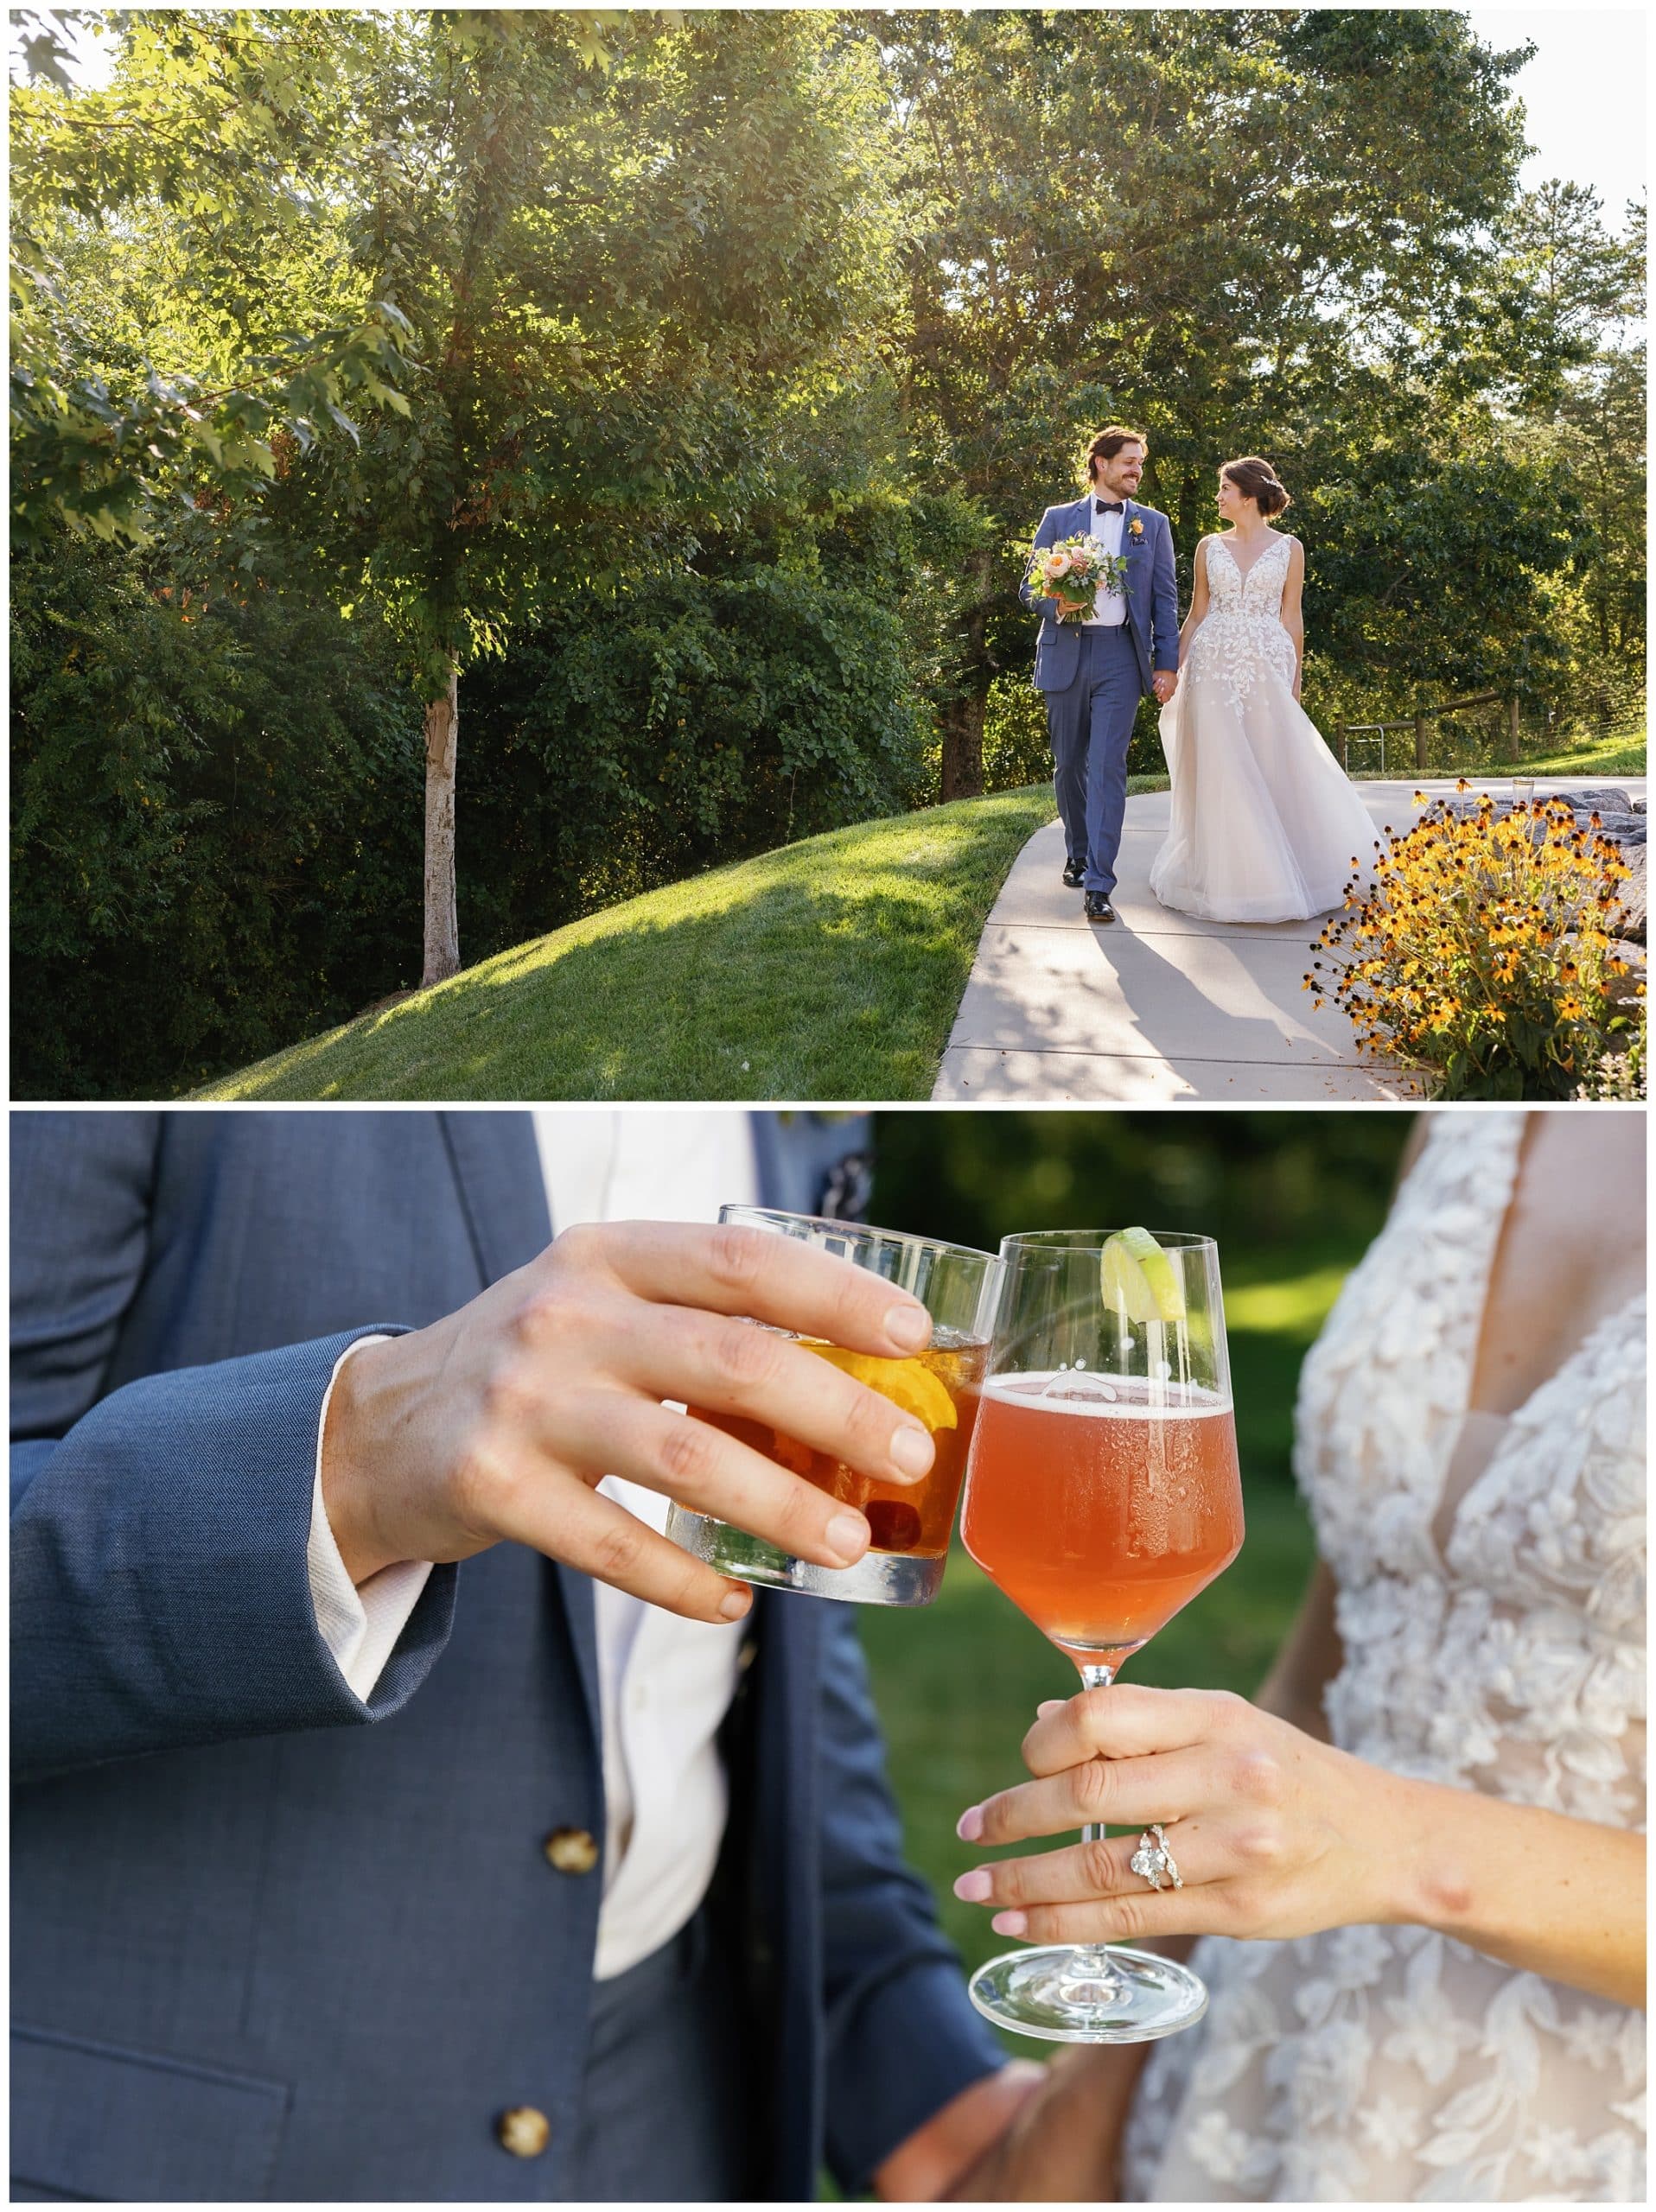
[12, 534, 931, 1095]
[454, 567, 929, 950]
[11, 533, 424, 1097]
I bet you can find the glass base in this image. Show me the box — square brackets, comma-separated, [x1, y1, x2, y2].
[665, 1506, 945, 1606]
[968, 1942, 1208, 2044]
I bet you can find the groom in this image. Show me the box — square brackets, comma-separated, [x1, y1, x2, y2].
[1022, 426, 1180, 923]
[11, 1111, 1034, 2202]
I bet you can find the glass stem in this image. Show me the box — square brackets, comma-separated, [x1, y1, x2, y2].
[1071, 1661, 1122, 1987]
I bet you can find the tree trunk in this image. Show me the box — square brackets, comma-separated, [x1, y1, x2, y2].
[422, 664, 461, 988]
[1413, 711, 1430, 773]
[940, 584, 990, 802]
[1506, 694, 1521, 762]
[940, 692, 987, 802]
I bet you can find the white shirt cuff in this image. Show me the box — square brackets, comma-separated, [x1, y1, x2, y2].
[308, 1335, 434, 1704]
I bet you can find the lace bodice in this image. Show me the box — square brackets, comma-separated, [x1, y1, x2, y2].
[1296, 1114, 1645, 1827]
[1205, 531, 1293, 620]
[1187, 535, 1297, 711]
[1122, 1113, 1646, 2201]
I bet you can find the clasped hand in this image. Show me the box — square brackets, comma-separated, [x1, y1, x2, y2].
[953, 1684, 1420, 1947]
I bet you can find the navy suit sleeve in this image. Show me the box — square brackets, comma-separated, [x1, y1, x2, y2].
[10, 1114, 457, 1783]
[1019, 504, 1064, 614]
[816, 1608, 1004, 2192]
[1152, 512, 1180, 671]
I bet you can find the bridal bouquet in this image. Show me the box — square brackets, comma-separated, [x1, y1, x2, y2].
[1028, 534, 1130, 623]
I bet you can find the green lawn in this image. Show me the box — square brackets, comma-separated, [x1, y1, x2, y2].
[193, 786, 1061, 1101]
[857, 1257, 1343, 2044]
[1512, 731, 1646, 779]
[1351, 730, 1646, 783]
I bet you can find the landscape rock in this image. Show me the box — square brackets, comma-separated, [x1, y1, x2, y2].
[1547, 786, 1634, 817]
[1610, 842, 1646, 944]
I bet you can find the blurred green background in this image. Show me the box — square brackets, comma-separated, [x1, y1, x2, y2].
[859, 1109, 1415, 2009]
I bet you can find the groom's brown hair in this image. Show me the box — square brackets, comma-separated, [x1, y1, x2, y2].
[1085, 424, 1147, 479]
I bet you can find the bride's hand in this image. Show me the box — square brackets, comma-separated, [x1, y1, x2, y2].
[952, 1684, 1421, 1948]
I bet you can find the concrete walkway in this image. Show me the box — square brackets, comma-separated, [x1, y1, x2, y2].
[933, 777, 1645, 1103]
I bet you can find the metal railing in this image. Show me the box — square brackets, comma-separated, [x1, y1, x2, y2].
[1341, 703, 1645, 780]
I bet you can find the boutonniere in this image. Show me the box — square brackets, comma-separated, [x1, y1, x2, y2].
[1129, 516, 1144, 538]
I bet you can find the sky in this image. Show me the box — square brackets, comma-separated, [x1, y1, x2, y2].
[11, 5, 1650, 219]
[1464, 5, 1646, 216]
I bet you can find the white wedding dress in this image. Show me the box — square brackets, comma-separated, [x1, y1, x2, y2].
[1121, 1112, 1646, 2202]
[1150, 534, 1378, 921]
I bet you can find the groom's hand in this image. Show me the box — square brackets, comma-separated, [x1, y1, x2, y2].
[1151, 668, 1178, 705]
[943, 2047, 1145, 2201]
[875, 2063, 1045, 2200]
[320, 1222, 939, 1622]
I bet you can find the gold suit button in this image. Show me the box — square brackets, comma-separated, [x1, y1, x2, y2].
[543, 1826, 599, 1874]
[497, 2106, 551, 2158]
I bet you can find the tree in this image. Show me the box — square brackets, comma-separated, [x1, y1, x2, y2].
[10, 8, 418, 550]
[266, 8, 901, 981]
[14, 8, 902, 982]
[1487, 186, 1646, 675]
[861, 5, 1533, 794]
[1299, 449, 1578, 757]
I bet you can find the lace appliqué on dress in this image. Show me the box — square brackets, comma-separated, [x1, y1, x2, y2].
[1121, 1114, 1646, 2202]
[1186, 536, 1297, 713]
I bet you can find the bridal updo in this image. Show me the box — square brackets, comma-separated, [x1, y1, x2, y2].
[1220, 456, 1292, 518]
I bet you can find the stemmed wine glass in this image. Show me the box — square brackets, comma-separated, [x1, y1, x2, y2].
[959, 1228, 1244, 2042]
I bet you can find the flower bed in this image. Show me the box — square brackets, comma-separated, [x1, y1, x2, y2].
[1306, 784, 1644, 1100]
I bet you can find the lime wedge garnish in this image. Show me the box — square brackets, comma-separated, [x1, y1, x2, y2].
[1100, 1228, 1186, 1324]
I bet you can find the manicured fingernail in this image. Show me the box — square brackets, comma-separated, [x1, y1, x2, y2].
[956, 1804, 984, 1842]
[884, 1301, 931, 1351]
[718, 1589, 751, 1621]
[1037, 1699, 1066, 1718]
[992, 1911, 1028, 1937]
[890, 1425, 933, 1478]
[826, 1511, 869, 1564]
[953, 1867, 993, 1904]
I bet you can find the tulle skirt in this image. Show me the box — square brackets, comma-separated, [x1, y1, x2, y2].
[1150, 618, 1378, 923]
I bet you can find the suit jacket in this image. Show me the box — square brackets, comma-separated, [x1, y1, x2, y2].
[1020, 492, 1180, 697]
[10, 1111, 1001, 2202]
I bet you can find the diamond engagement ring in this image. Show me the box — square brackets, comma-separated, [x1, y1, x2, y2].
[1131, 1822, 1183, 1891]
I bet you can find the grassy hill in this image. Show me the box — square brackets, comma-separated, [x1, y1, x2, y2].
[194, 785, 1062, 1102]
[1351, 730, 1646, 782]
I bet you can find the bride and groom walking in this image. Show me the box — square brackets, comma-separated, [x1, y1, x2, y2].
[1023, 426, 1376, 926]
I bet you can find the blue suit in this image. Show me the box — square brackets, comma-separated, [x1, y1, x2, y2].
[1021, 493, 1180, 896]
[10, 1112, 1002, 2202]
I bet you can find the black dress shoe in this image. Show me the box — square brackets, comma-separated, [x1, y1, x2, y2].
[1084, 893, 1117, 924]
[1062, 857, 1086, 888]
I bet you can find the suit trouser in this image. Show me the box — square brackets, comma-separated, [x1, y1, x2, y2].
[566, 1903, 755, 2201]
[1045, 624, 1142, 899]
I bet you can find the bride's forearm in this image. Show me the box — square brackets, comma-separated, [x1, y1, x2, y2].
[1392, 1771, 1645, 2007]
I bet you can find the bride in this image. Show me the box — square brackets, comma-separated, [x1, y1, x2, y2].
[1150, 458, 1377, 923]
[950, 1109, 1645, 2202]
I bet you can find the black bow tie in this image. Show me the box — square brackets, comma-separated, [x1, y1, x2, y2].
[1094, 499, 1124, 514]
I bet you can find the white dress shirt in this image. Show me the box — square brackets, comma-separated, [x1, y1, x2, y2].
[1082, 493, 1129, 626]
[306, 1110, 759, 1979]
